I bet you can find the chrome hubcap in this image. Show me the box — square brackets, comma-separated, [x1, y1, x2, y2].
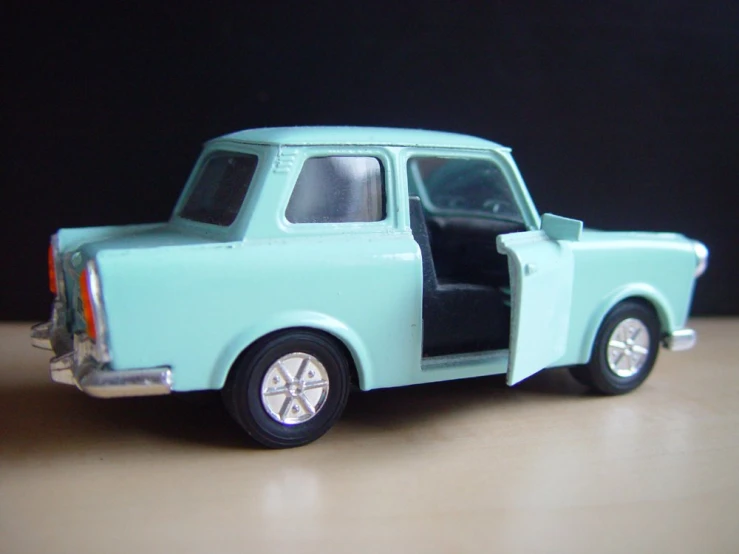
[606, 318, 650, 378]
[261, 352, 329, 425]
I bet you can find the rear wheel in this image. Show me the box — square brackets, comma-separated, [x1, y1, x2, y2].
[569, 300, 660, 395]
[222, 330, 351, 448]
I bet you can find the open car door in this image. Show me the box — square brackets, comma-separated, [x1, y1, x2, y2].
[496, 215, 581, 385]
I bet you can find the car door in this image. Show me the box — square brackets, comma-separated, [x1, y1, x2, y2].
[496, 225, 576, 385]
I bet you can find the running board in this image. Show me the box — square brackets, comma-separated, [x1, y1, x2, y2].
[416, 349, 509, 385]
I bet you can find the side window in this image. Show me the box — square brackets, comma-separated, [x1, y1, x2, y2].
[408, 156, 521, 222]
[286, 156, 386, 224]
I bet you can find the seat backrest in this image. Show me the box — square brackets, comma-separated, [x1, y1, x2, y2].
[408, 196, 438, 289]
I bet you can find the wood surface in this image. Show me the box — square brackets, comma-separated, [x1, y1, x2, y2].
[1, 319, 737, 553]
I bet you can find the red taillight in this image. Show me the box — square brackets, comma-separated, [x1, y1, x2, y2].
[79, 269, 97, 340]
[48, 244, 57, 295]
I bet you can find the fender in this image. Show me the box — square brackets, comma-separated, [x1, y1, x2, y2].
[209, 310, 372, 390]
[580, 283, 675, 363]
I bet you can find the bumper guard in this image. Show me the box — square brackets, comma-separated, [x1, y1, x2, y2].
[31, 321, 53, 350]
[30, 300, 73, 353]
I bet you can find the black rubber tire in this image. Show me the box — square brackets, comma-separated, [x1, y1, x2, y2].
[222, 330, 351, 448]
[569, 300, 661, 395]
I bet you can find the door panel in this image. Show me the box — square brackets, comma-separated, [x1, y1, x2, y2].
[497, 230, 575, 385]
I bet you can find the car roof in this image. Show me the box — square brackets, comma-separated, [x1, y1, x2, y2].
[212, 126, 510, 151]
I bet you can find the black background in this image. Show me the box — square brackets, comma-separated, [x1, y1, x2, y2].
[3, 1, 737, 320]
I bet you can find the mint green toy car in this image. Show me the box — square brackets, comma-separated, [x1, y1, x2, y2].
[31, 126, 708, 448]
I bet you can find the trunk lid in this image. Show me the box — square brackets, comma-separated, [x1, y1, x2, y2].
[57, 223, 214, 333]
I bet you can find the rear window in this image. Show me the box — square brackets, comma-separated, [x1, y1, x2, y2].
[178, 152, 258, 226]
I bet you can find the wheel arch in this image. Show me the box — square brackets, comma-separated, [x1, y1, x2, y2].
[582, 285, 673, 364]
[211, 312, 368, 391]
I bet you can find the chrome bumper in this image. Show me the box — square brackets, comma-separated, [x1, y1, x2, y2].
[662, 328, 697, 351]
[35, 327, 172, 398]
[50, 352, 172, 398]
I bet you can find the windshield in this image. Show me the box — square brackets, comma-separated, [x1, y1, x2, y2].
[408, 156, 523, 223]
[178, 151, 259, 226]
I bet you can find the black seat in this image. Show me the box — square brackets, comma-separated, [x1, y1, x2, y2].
[408, 197, 510, 357]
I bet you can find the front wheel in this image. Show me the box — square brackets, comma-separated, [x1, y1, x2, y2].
[222, 330, 351, 448]
[569, 300, 661, 395]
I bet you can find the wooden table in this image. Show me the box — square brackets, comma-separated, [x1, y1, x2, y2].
[1, 319, 737, 553]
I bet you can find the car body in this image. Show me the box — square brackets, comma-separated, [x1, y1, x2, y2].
[31, 126, 708, 447]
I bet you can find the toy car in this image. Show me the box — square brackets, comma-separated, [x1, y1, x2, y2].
[31, 126, 708, 448]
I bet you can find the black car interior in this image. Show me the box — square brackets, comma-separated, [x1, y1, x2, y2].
[408, 197, 523, 358]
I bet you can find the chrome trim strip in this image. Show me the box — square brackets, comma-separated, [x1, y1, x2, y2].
[84, 261, 111, 363]
[662, 329, 697, 351]
[694, 241, 709, 278]
[31, 321, 53, 350]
